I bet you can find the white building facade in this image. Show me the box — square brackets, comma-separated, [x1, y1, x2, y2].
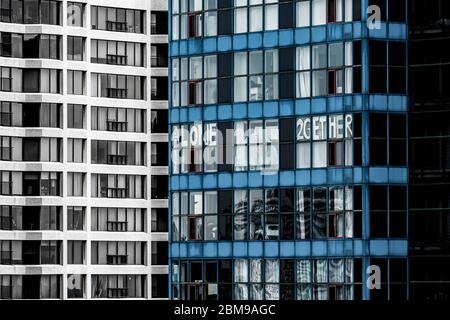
[0, 0, 169, 299]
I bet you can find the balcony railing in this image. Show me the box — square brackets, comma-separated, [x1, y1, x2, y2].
[106, 88, 127, 99]
[106, 21, 128, 32]
[106, 254, 127, 265]
[106, 54, 127, 66]
[107, 187, 128, 199]
[107, 287, 129, 298]
[106, 120, 128, 132]
[107, 154, 127, 165]
[107, 221, 128, 232]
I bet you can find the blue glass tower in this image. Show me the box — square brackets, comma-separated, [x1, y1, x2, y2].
[168, 0, 408, 300]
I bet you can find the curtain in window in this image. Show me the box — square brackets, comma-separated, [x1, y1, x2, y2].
[312, 0, 326, 25]
[235, 8, 247, 33]
[250, 259, 263, 281]
[297, 72, 311, 98]
[234, 259, 248, 282]
[204, 79, 217, 104]
[296, 260, 311, 282]
[249, 121, 264, 169]
[315, 259, 328, 283]
[296, 0, 310, 27]
[312, 141, 326, 167]
[329, 259, 344, 283]
[265, 5, 278, 30]
[345, 0, 353, 21]
[249, 6, 262, 32]
[234, 77, 247, 102]
[204, 11, 217, 36]
[265, 259, 280, 300]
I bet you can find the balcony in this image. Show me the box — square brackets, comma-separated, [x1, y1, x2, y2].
[107, 221, 128, 232]
[106, 120, 128, 132]
[107, 288, 129, 298]
[107, 88, 127, 99]
[106, 54, 127, 66]
[106, 21, 128, 32]
[106, 254, 127, 265]
[107, 187, 128, 199]
[107, 154, 127, 165]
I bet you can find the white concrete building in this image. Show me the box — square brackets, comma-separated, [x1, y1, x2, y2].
[0, 0, 169, 299]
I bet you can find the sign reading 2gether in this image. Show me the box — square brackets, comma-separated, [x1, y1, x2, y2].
[297, 114, 353, 141]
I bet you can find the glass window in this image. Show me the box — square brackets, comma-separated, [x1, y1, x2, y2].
[67, 2, 84, 27]
[296, 0, 310, 27]
[312, 0, 326, 25]
[249, 6, 262, 32]
[265, 4, 278, 30]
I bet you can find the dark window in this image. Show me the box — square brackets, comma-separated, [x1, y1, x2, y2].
[279, 2, 294, 29]
[218, 9, 233, 35]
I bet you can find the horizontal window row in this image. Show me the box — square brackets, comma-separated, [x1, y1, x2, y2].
[171, 114, 361, 174]
[171, 257, 407, 300]
[91, 174, 146, 199]
[0, 240, 157, 266]
[0, 206, 168, 233]
[171, 0, 363, 40]
[171, 42, 360, 105]
[0, 103, 167, 133]
[0, 67, 62, 93]
[91, 39, 145, 67]
[0, 275, 61, 300]
[90, 241, 146, 265]
[0, 136, 61, 162]
[0, 32, 60, 59]
[91, 73, 146, 100]
[171, 186, 363, 241]
[0, 0, 60, 25]
[91, 5, 144, 34]
[91, 140, 146, 166]
[0, 171, 60, 196]
[0, 274, 155, 299]
[91, 106, 146, 133]
[0, 240, 61, 265]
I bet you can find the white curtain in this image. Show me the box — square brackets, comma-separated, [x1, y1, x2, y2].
[315, 260, 328, 283]
[297, 72, 311, 98]
[296, 0, 310, 27]
[313, 141, 327, 168]
[345, 211, 353, 237]
[297, 142, 311, 168]
[234, 77, 247, 102]
[234, 259, 248, 282]
[249, 6, 263, 32]
[296, 260, 311, 282]
[235, 8, 247, 33]
[312, 0, 326, 26]
[205, 11, 217, 36]
[345, 0, 353, 22]
[329, 259, 344, 283]
[265, 5, 278, 30]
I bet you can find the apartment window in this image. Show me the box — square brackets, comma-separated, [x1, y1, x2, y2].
[67, 36, 84, 61]
[151, 208, 168, 232]
[67, 2, 84, 27]
[151, 44, 168, 67]
[250, 2, 263, 32]
[67, 207, 84, 230]
[91, 6, 144, 33]
[151, 143, 168, 166]
[92, 275, 145, 298]
[67, 138, 85, 163]
[91, 140, 145, 166]
[67, 241, 85, 264]
[91, 106, 145, 133]
[91, 242, 145, 265]
[265, 0, 278, 31]
[151, 11, 168, 34]
[0, 68, 63, 94]
[0, 0, 61, 25]
[67, 274, 85, 299]
[67, 70, 85, 95]
[151, 109, 168, 133]
[312, 0, 326, 25]
[91, 39, 144, 67]
[151, 77, 168, 100]
[151, 242, 168, 265]
[67, 172, 84, 197]
[151, 175, 168, 199]
[91, 208, 145, 232]
[67, 104, 85, 129]
[152, 274, 168, 298]
[91, 73, 145, 100]
[91, 174, 145, 199]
